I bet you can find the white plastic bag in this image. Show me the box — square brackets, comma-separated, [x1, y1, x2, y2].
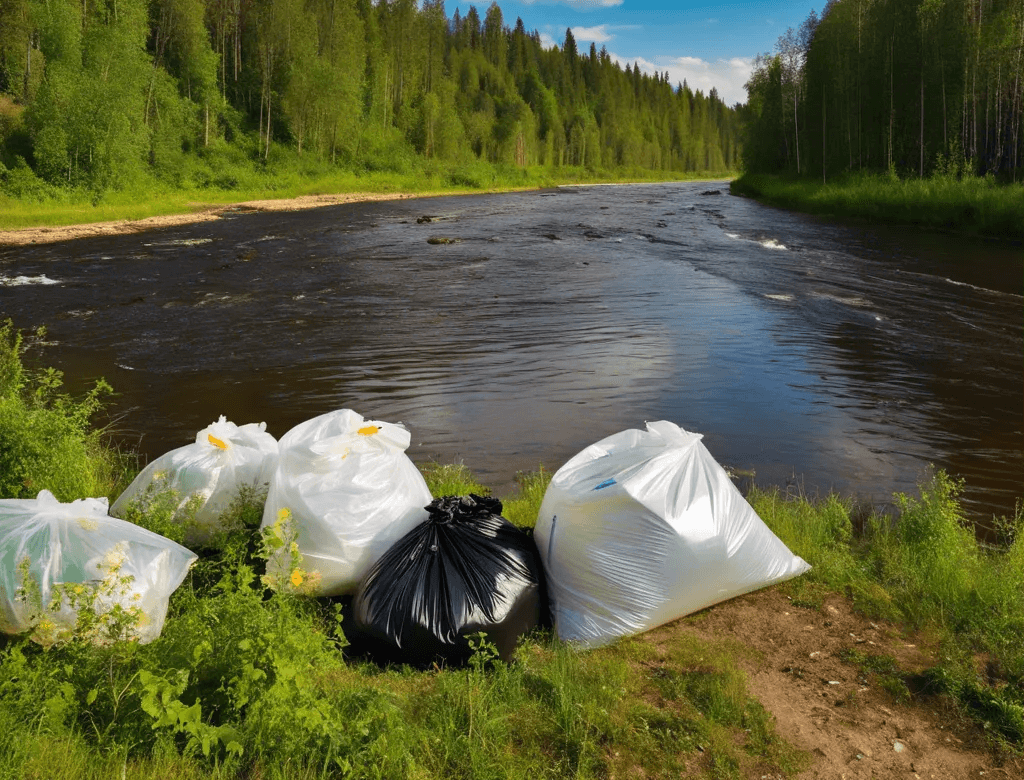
[534, 421, 810, 648]
[111, 416, 278, 543]
[261, 409, 432, 596]
[0, 490, 197, 646]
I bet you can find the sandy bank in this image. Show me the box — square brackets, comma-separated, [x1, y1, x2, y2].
[0, 191, 422, 246]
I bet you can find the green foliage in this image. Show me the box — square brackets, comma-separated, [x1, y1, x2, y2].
[743, 0, 1024, 182]
[730, 171, 1024, 240]
[755, 469, 1024, 748]
[1, 0, 740, 201]
[0, 320, 123, 501]
[501, 466, 551, 530]
[420, 460, 490, 498]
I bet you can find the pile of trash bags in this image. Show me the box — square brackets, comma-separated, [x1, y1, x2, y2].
[1, 409, 809, 661]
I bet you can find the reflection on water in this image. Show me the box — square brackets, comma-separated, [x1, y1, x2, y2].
[1, 181, 1020, 521]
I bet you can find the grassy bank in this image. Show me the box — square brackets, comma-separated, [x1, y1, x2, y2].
[730, 172, 1024, 242]
[2, 324, 1023, 778]
[0, 148, 734, 233]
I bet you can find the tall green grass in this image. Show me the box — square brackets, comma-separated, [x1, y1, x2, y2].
[731, 171, 1024, 241]
[0, 321, 132, 501]
[751, 476, 1024, 745]
[0, 139, 734, 232]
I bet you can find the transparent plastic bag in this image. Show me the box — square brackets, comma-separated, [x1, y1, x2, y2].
[0, 490, 197, 646]
[261, 409, 432, 596]
[534, 421, 810, 647]
[111, 416, 278, 543]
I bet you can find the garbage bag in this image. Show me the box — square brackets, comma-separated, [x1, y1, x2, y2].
[261, 409, 432, 596]
[0, 490, 197, 646]
[111, 416, 278, 543]
[352, 495, 543, 666]
[534, 421, 810, 648]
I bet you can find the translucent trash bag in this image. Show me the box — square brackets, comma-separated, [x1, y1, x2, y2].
[534, 420, 811, 648]
[261, 409, 432, 597]
[111, 416, 278, 543]
[0, 490, 197, 646]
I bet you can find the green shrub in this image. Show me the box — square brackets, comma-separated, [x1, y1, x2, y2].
[0, 321, 125, 501]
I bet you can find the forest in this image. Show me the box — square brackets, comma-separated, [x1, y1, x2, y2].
[0, 0, 742, 198]
[742, 0, 1024, 182]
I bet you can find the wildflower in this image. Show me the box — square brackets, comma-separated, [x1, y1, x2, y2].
[277, 507, 291, 522]
[290, 569, 304, 587]
[99, 543, 128, 573]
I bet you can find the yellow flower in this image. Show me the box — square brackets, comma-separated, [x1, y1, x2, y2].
[290, 570, 304, 587]
[277, 507, 291, 522]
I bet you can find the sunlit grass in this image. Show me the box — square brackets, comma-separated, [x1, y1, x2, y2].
[0, 151, 736, 232]
[730, 171, 1024, 240]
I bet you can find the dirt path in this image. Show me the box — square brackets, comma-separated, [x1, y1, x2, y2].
[0, 191, 422, 246]
[649, 588, 1019, 779]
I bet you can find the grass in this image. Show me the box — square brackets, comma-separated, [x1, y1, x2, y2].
[730, 171, 1024, 241]
[0, 141, 736, 232]
[2, 322, 1023, 776]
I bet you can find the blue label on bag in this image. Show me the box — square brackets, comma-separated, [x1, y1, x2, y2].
[593, 478, 617, 490]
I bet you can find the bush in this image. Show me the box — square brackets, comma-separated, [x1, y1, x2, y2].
[0, 321, 125, 501]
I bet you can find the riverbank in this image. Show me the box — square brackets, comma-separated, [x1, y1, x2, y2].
[2, 322, 1023, 778]
[730, 172, 1024, 242]
[0, 191, 429, 246]
[0, 168, 732, 245]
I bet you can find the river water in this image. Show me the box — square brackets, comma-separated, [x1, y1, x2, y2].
[2, 181, 1021, 522]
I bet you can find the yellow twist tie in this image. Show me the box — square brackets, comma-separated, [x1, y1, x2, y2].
[357, 425, 380, 436]
[208, 434, 228, 449]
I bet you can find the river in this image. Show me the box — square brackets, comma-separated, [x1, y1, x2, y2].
[2, 181, 1021, 523]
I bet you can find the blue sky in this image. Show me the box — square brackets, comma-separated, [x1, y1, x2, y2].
[448, 1, 821, 106]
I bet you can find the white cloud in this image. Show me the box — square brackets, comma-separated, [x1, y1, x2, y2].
[612, 52, 754, 106]
[539, 31, 558, 48]
[571, 25, 613, 43]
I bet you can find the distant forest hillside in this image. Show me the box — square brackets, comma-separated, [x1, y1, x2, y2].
[743, 0, 1023, 181]
[0, 0, 742, 194]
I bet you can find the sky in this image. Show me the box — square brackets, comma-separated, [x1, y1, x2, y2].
[447, 1, 821, 106]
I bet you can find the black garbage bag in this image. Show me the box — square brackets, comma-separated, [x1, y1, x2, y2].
[352, 494, 543, 666]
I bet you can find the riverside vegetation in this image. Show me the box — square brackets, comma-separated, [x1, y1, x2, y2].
[2, 320, 1024, 778]
[738, 0, 1024, 240]
[0, 0, 739, 231]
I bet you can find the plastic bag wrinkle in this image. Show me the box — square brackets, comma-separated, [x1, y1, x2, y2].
[536, 420, 810, 648]
[352, 495, 543, 666]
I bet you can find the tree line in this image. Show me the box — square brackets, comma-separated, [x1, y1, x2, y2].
[0, 0, 742, 192]
[742, 0, 1024, 181]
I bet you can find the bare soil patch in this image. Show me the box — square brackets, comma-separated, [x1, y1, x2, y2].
[650, 588, 1020, 779]
[0, 192, 420, 246]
